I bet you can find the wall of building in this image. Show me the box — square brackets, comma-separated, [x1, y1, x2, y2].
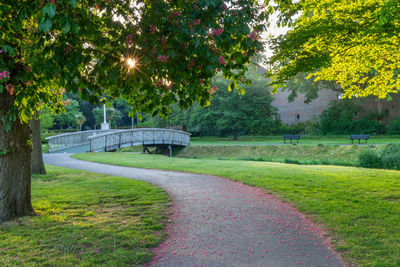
[271, 89, 338, 125]
[355, 94, 400, 124]
[272, 88, 400, 125]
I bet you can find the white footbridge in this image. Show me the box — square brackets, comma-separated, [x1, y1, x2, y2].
[46, 128, 191, 154]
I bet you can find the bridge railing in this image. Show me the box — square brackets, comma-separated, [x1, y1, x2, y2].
[88, 128, 191, 152]
[45, 130, 121, 153]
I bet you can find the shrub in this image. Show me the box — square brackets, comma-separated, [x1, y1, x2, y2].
[387, 116, 400, 135]
[278, 122, 306, 135]
[349, 118, 386, 135]
[358, 150, 383, 169]
[319, 99, 362, 135]
[381, 144, 400, 170]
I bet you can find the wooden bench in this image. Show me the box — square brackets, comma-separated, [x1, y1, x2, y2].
[283, 135, 300, 144]
[350, 134, 370, 144]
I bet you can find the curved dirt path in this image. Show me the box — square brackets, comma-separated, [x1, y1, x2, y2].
[44, 154, 344, 267]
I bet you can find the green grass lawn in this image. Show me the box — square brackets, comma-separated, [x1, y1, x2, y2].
[73, 152, 400, 266]
[0, 165, 171, 266]
[176, 144, 374, 166]
[190, 135, 400, 146]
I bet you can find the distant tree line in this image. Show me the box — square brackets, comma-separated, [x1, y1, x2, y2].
[41, 68, 400, 137]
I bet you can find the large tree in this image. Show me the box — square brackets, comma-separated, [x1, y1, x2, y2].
[0, 0, 265, 222]
[157, 65, 278, 139]
[268, 0, 400, 99]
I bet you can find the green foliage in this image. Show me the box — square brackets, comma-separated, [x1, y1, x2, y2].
[1, 0, 266, 125]
[268, 0, 400, 99]
[151, 66, 279, 138]
[387, 116, 400, 135]
[348, 118, 386, 135]
[381, 144, 400, 170]
[358, 150, 383, 169]
[39, 108, 54, 133]
[277, 122, 306, 135]
[0, 148, 7, 157]
[358, 144, 400, 170]
[281, 73, 341, 104]
[75, 114, 86, 131]
[54, 98, 82, 129]
[93, 107, 122, 128]
[320, 100, 361, 134]
[319, 100, 386, 135]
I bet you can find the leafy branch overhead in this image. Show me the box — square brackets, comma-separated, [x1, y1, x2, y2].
[0, 0, 267, 128]
[268, 0, 400, 99]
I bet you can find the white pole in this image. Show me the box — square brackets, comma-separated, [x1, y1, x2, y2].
[103, 104, 107, 123]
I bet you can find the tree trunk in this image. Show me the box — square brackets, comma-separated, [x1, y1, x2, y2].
[233, 130, 238, 141]
[30, 118, 46, 175]
[0, 92, 35, 223]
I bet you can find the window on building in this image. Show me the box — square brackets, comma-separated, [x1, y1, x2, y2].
[295, 113, 300, 121]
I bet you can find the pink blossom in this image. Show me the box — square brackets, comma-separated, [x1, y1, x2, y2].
[210, 86, 218, 94]
[157, 55, 169, 62]
[149, 25, 157, 34]
[0, 70, 10, 80]
[64, 99, 70, 106]
[213, 28, 224, 36]
[64, 44, 73, 54]
[221, 3, 227, 10]
[155, 80, 163, 88]
[171, 11, 182, 17]
[5, 84, 14, 95]
[219, 55, 227, 66]
[126, 34, 134, 45]
[194, 19, 200, 25]
[248, 29, 260, 40]
[0, 49, 2, 53]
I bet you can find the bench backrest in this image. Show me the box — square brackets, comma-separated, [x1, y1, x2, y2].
[350, 134, 370, 139]
[283, 135, 301, 139]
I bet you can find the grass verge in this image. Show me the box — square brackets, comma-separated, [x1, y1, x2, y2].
[0, 165, 171, 266]
[190, 135, 400, 146]
[176, 144, 374, 166]
[73, 153, 400, 266]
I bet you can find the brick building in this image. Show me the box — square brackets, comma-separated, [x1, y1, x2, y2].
[272, 89, 400, 125]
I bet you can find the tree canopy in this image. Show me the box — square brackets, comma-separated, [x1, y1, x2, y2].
[1, 0, 266, 128]
[152, 66, 279, 138]
[268, 0, 400, 99]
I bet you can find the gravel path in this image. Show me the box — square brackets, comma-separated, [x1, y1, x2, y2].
[44, 153, 344, 267]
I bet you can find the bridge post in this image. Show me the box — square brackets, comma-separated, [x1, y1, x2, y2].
[168, 145, 172, 157]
